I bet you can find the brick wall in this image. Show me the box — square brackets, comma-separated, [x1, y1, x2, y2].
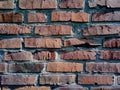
[0, 0, 120, 90]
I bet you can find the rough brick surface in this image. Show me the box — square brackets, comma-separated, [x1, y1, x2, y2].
[40, 75, 75, 85]
[78, 74, 114, 85]
[82, 25, 120, 36]
[35, 25, 72, 36]
[24, 38, 62, 48]
[47, 62, 83, 72]
[118, 77, 120, 84]
[4, 51, 33, 61]
[0, 0, 14, 9]
[51, 11, 89, 22]
[0, 38, 22, 49]
[100, 50, 120, 60]
[34, 51, 56, 60]
[1, 88, 10, 90]
[28, 13, 47, 23]
[0, 24, 31, 35]
[59, 0, 84, 8]
[1, 75, 37, 85]
[61, 50, 96, 60]
[92, 11, 120, 22]
[8, 62, 44, 73]
[53, 86, 88, 90]
[0, 12, 23, 22]
[14, 87, 50, 90]
[103, 38, 120, 48]
[0, 63, 6, 73]
[64, 38, 101, 47]
[86, 62, 120, 73]
[19, 0, 57, 9]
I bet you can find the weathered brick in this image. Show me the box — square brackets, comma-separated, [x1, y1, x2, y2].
[78, 74, 114, 85]
[34, 51, 56, 60]
[0, 12, 23, 22]
[59, 0, 84, 8]
[8, 62, 44, 73]
[54, 86, 88, 90]
[92, 11, 120, 22]
[24, 38, 62, 48]
[88, 0, 120, 8]
[19, 0, 57, 9]
[82, 25, 120, 36]
[40, 74, 75, 85]
[71, 12, 89, 22]
[61, 50, 96, 60]
[0, 24, 31, 35]
[51, 11, 71, 21]
[1, 75, 37, 85]
[91, 87, 113, 90]
[4, 51, 32, 61]
[28, 13, 47, 23]
[103, 38, 120, 48]
[0, 0, 14, 9]
[0, 38, 22, 49]
[100, 50, 120, 60]
[64, 38, 101, 47]
[35, 25, 72, 36]
[14, 87, 50, 90]
[51, 11, 89, 22]
[86, 62, 120, 73]
[118, 77, 120, 84]
[0, 63, 6, 73]
[47, 62, 83, 72]
[1, 88, 10, 90]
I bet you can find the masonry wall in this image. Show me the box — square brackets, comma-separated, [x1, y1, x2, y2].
[0, 0, 120, 90]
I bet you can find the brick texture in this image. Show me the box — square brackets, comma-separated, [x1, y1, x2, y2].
[47, 62, 83, 72]
[0, 0, 14, 9]
[40, 74, 75, 85]
[78, 74, 114, 85]
[34, 25, 72, 36]
[61, 50, 96, 60]
[24, 38, 62, 48]
[1, 75, 37, 85]
[0, 63, 6, 73]
[14, 87, 50, 90]
[4, 51, 33, 61]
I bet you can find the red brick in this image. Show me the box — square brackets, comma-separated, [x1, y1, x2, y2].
[0, 24, 31, 35]
[92, 11, 120, 22]
[0, 0, 14, 9]
[100, 50, 120, 60]
[34, 25, 72, 36]
[59, 0, 84, 8]
[88, 0, 120, 8]
[71, 12, 89, 22]
[40, 74, 75, 85]
[0, 63, 6, 73]
[91, 87, 113, 90]
[64, 38, 101, 47]
[51, 11, 89, 22]
[78, 74, 114, 85]
[54, 86, 88, 90]
[82, 25, 120, 36]
[103, 38, 120, 48]
[14, 87, 50, 90]
[61, 50, 96, 60]
[1, 74, 37, 85]
[19, 0, 57, 9]
[0, 38, 22, 49]
[51, 11, 71, 21]
[8, 62, 44, 73]
[47, 62, 83, 72]
[86, 62, 120, 73]
[28, 13, 47, 23]
[34, 51, 56, 60]
[4, 51, 32, 61]
[0, 12, 23, 22]
[24, 38, 62, 48]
